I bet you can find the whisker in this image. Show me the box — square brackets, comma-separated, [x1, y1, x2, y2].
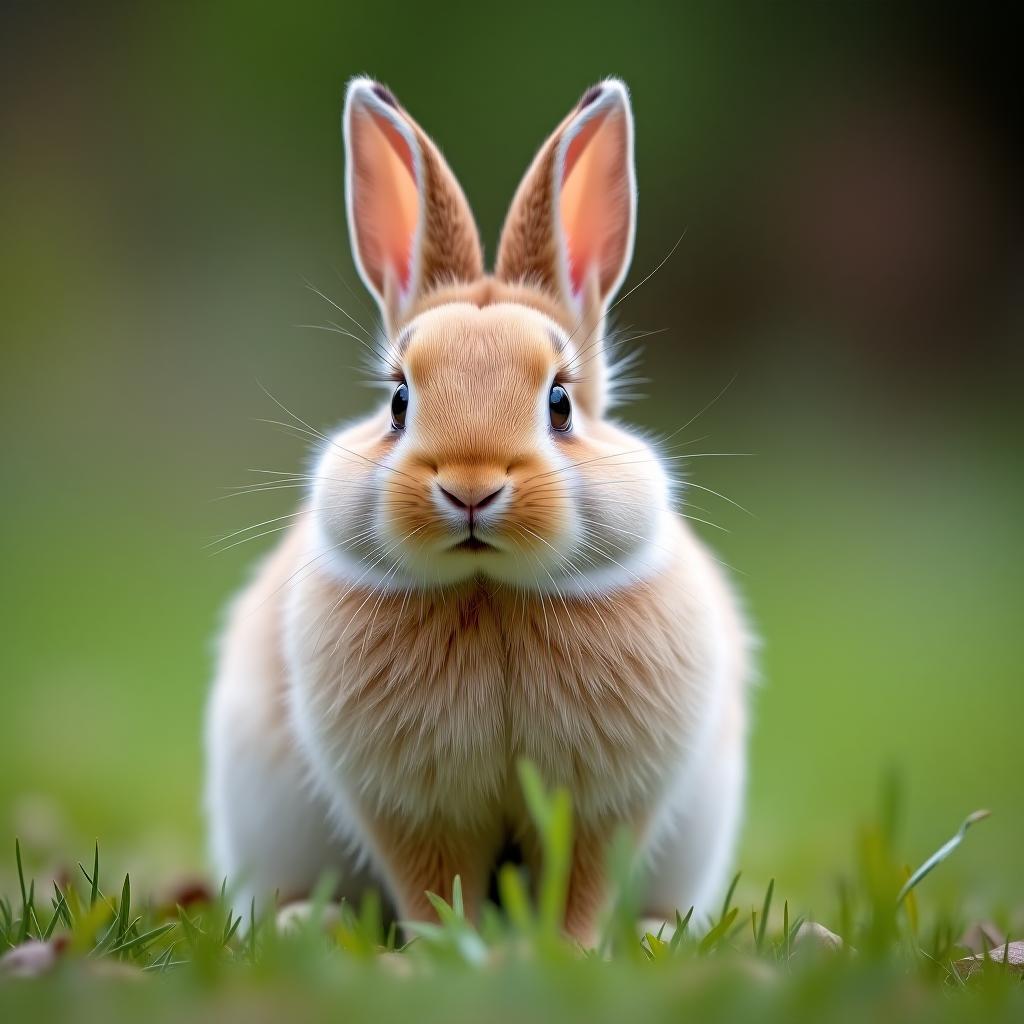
[215, 481, 311, 500]
[563, 231, 686, 368]
[299, 321, 401, 377]
[680, 480, 753, 518]
[302, 277, 372, 339]
[332, 264, 379, 326]
[324, 524, 429, 657]
[253, 383, 422, 487]
[606, 231, 687, 318]
[205, 507, 319, 549]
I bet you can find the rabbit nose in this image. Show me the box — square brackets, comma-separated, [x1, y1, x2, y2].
[437, 483, 506, 514]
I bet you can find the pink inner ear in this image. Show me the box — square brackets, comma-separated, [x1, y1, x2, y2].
[559, 108, 631, 298]
[350, 107, 420, 294]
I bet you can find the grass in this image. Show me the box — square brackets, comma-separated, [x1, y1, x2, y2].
[1, 765, 1020, 1022]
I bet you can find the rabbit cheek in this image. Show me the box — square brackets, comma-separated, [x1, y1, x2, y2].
[513, 478, 574, 556]
[312, 456, 376, 553]
[377, 465, 442, 551]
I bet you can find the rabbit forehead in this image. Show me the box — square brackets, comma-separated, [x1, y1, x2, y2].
[403, 303, 562, 394]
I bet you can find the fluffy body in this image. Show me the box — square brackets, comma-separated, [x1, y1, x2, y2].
[205, 78, 751, 942]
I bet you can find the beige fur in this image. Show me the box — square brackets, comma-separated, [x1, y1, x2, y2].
[206, 78, 751, 944]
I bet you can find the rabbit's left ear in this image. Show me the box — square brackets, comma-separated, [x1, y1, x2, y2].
[343, 78, 483, 332]
[495, 79, 637, 324]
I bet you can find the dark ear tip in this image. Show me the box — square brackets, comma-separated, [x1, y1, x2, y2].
[578, 85, 603, 110]
[372, 83, 398, 108]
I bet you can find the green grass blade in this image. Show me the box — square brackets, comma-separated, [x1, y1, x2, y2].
[669, 906, 694, 952]
[539, 789, 573, 933]
[116, 874, 132, 942]
[176, 905, 203, 949]
[497, 865, 532, 931]
[644, 931, 668, 959]
[720, 872, 740, 923]
[51, 885, 72, 929]
[896, 809, 990, 904]
[356, 887, 383, 947]
[141, 944, 177, 973]
[756, 878, 774, 951]
[424, 890, 459, 926]
[221, 911, 242, 947]
[108, 921, 176, 956]
[42, 888, 70, 942]
[517, 760, 574, 937]
[14, 840, 35, 943]
[15, 840, 28, 921]
[25, 882, 39, 941]
[699, 906, 738, 954]
[90, 842, 99, 907]
[517, 760, 550, 830]
[247, 898, 256, 964]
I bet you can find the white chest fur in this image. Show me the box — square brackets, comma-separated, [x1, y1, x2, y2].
[283, 553, 726, 837]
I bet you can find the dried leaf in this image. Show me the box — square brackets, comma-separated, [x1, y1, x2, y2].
[953, 940, 1024, 980]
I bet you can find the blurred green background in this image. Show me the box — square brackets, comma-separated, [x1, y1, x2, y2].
[2, 3, 1020, 917]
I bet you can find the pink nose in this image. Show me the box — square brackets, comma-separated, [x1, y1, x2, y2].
[437, 483, 506, 515]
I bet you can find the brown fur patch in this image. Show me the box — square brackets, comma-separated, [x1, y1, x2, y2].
[493, 133, 564, 300]
[410, 128, 483, 294]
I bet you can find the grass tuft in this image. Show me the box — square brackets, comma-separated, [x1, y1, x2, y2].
[0, 777, 1019, 1022]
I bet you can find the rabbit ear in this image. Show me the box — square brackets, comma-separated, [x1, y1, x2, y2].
[495, 80, 637, 320]
[343, 78, 483, 331]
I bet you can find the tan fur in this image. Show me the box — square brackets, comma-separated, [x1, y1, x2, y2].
[206, 79, 750, 943]
[271, 499, 741, 942]
[405, 122, 483, 299]
[406, 277, 574, 333]
[494, 103, 577, 296]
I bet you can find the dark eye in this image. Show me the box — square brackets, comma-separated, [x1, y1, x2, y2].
[391, 382, 409, 430]
[548, 384, 572, 432]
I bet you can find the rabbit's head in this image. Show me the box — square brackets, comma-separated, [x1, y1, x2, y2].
[312, 78, 673, 593]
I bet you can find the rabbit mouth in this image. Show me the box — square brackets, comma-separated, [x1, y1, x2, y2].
[450, 535, 497, 553]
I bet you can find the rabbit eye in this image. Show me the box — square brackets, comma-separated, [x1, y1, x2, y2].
[548, 384, 572, 432]
[391, 382, 409, 430]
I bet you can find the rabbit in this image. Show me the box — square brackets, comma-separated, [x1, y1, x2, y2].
[205, 77, 751, 944]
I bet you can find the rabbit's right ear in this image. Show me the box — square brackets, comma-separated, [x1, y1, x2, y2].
[343, 79, 483, 332]
[495, 80, 637, 321]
